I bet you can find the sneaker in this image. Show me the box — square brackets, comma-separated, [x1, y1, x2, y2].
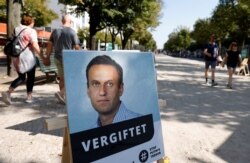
[226, 84, 233, 89]
[25, 98, 33, 103]
[211, 82, 218, 87]
[204, 81, 210, 86]
[2, 92, 12, 105]
[55, 92, 66, 105]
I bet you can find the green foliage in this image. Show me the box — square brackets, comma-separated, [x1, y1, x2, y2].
[133, 29, 157, 51]
[96, 30, 121, 46]
[164, 0, 250, 51]
[191, 18, 213, 46]
[77, 27, 90, 43]
[77, 27, 122, 48]
[0, 0, 58, 26]
[59, 0, 161, 50]
[0, 0, 7, 22]
[211, 1, 250, 46]
[22, 0, 58, 27]
[116, 0, 161, 49]
[164, 26, 191, 52]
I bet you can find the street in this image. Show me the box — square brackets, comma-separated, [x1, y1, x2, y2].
[0, 54, 250, 163]
[157, 54, 250, 163]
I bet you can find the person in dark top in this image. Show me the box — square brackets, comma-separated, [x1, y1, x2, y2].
[203, 34, 218, 86]
[44, 14, 80, 104]
[222, 42, 242, 89]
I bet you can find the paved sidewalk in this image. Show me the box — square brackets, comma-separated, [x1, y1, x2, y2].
[0, 54, 249, 163]
[157, 54, 250, 163]
[0, 63, 66, 163]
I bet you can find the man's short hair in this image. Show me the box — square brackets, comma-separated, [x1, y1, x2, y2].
[210, 34, 216, 40]
[61, 14, 71, 24]
[86, 55, 123, 87]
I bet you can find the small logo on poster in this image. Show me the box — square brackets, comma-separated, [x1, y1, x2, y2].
[139, 150, 149, 162]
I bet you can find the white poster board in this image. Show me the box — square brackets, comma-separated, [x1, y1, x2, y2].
[63, 51, 165, 163]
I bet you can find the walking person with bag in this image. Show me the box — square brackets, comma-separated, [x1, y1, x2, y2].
[1, 14, 43, 105]
[221, 42, 242, 89]
[43, 14, 80, 105]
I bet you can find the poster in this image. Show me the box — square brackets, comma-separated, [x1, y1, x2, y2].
[63, 51, 165, 163]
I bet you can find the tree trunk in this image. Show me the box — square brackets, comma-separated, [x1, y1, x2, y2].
[6, 0, 22, 76]
[120, 29, 134, 50]
[109, 27, 117, 50]
[88, 5, 102, 50]
[90, 35, 96, 50]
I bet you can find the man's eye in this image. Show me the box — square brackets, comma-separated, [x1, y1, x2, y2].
[91, 82, 100, 87]
[106, 82, 113, 87]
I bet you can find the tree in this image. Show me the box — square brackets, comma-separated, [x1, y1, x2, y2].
[0, 0, 6, 22]
[117, 0, 161, 49]
[210, 4, 234, 48]
[133, 29, 157, 51]
[0, 0, 58, 76]
[96, 29, 121, 48]
[59, 0, 108, 50]
[22, 0, 58, 27]
[77, 27, 89, 47]
[191, 18, 212, 47]
[233, 2, 250, 47]
[5, 0, 23, 76]
[212, 0, 250, 47]
[0, 0, 58, 26]
[164, 26, 191, 52]
[59, 0, 161, 50]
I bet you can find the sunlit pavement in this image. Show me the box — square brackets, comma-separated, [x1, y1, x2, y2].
[0, 53, 249, 162]
[156, 54, 250, 163]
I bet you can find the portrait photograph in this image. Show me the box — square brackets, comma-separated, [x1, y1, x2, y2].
[63, 50, 165, 163]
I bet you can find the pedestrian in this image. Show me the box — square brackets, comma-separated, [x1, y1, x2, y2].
[248, 52, 250, 71]
[43, 14, 80, 104]
[221, 42, 242, 89]
[203, 34, 218, 86]
[1, 14, 42, 105]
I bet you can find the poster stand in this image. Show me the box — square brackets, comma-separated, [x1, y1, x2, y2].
[45, 100, 169, 163]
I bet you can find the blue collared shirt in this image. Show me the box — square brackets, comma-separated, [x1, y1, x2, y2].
[96, 102, 141, 127]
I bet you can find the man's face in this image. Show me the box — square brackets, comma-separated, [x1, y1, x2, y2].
[210, 35, 215, 42]
[87, 64, 123, 115]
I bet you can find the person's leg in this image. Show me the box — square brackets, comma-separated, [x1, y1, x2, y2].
[59, 75, 65, 94]
[26, 65, 36, 102]
[54, 58, 66, 104]
[205, 61, 210, 83]
[227, 65, 236, 88]
[10, 72, 26, 91]
[228, 68, 233, 85]
[211, 68, 215, 80]
[54, 59, 63, 90]
[2, 72, 26, 104]
[211, 61, 217, 86]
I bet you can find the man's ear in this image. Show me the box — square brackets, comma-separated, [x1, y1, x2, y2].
[119, 83, 124, 96]
[87, 88, 90, 97]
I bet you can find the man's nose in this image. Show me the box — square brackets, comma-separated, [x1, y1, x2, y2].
[98, 84, 107, 95]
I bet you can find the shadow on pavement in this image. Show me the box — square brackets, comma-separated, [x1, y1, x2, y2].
[5, 117, 63, 137]
[156, 56, 250, 162]
[0, 74, 66, 137]
[214, 117, 250, 163]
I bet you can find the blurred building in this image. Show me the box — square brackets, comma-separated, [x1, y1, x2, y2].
[48, 0, 89, 32]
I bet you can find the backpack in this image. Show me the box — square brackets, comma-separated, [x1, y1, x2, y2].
[3, 28, 29, 57]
